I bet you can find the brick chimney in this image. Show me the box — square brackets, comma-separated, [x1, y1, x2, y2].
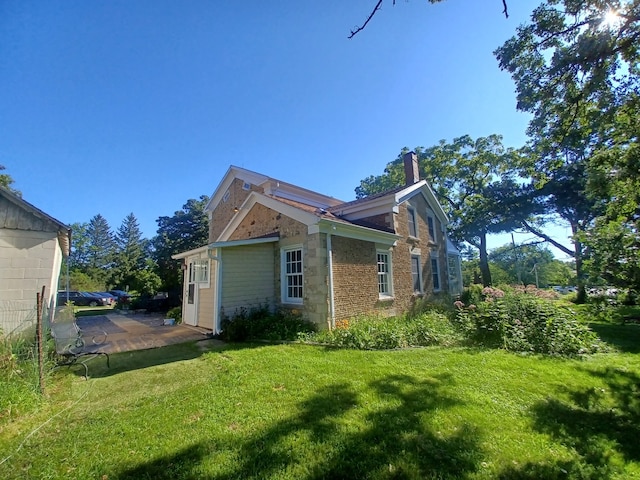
[403, 151, 419, 185]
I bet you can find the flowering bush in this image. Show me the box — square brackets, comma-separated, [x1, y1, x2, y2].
[454, 285, 604, 356]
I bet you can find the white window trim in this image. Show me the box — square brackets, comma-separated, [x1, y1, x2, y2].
[407, 205, 418, 238]
[281, 245, 304, 305]
[431, 252, 441, 292]
[411, 254, 423, 294]
[427, 212, 436, 243]
[376, 249, 394, 299]
[189, 258, 210, 288]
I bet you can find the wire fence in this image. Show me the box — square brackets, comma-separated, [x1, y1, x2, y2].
[0, 300, 50, 339]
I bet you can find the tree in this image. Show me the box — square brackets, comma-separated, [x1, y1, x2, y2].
[85, 214, 115, 285]
[348, 0, 510, 38]
[67, 222, 91, 270]
[152, 196, 210, 291]
[0, 165, 20, 195]
[490, 243, 560, 287]
[111, 213, 150, 291]
[357, 135, 538, 286]
[495, 0, 640, 300]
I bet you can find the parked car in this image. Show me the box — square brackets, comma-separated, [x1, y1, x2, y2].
[57, 291, 107, 307]
[94, 291, 117, 305]
[109, 289, 131, 302]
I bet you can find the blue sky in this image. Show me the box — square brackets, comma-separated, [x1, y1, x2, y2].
[0, 0, 573, 257]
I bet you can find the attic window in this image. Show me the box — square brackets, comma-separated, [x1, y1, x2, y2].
[242, 182, 251, 191]
[222, 190, 230, 203]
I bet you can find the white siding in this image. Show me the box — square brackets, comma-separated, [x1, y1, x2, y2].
[220, 243, 275, 316]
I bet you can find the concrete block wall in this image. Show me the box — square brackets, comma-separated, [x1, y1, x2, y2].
[0, 228, 61, 333]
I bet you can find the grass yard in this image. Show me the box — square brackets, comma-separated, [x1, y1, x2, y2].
[1, 324, 639, 479]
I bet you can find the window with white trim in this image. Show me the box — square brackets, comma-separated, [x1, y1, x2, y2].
[407, 206, 418, 238]
[282, 246, 303, 304]
[427, 215, 436, 242]
[189, 259, 209, 283]
[411, 255, 422, 293]
[431, 254, 441, 291]
[377, 251, 392, 298]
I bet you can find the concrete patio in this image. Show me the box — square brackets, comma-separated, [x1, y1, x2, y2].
[75, 311, 220, 354]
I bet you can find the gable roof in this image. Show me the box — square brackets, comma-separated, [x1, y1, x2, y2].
[0, 186, 71, 256]
[217, 191, 399, 246]
[206, 165, 345, 213]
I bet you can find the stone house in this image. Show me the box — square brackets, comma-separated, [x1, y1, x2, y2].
[0, 186, 71, 335]
[173, 153, 462, 332]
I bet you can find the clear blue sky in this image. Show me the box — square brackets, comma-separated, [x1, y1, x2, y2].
[0, 0, 572, 257]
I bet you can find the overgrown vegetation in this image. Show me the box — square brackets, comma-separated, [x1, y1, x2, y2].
[220, 305, 316, 342]
[0, 331, 50, 424]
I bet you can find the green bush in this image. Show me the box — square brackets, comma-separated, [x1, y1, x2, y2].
[454, 286, 604, 356]
[166, 306, 182, 324]
[304, 312, 462, 350]
[220, 306, 316, 342]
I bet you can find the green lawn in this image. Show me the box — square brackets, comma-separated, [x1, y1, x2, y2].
[1, 326, 639, 479]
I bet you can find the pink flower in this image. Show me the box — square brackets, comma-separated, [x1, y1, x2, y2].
[454, 300, 465, 309]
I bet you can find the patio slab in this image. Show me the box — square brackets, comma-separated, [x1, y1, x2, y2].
[77, 312, 218, 354]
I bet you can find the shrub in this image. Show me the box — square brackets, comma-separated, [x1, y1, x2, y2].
[303, 312, 463, 350]
[166, 306, 182, 324]
[454, 286, 604, 356]
[220, 306, 316, 342]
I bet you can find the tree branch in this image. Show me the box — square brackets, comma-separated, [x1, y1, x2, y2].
[349, 1, 510, 38]
[521, 219, 574, 256]
[348, 0, 384, 39]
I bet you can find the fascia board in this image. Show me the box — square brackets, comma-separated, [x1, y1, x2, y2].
[316, 219, 399, 246]
[171, 245, 209, 260]
[333, 196, 396, 219]
[216, 192, 319, 242]
[209, 236, 279, 249]
[396, 181, 449, 224]
[263, 179, 345, 208]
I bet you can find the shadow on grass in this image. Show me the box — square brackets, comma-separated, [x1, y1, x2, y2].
[116, 373, 483, 479]
[588, 322, 640, 353]
[499, 366, 640, 479]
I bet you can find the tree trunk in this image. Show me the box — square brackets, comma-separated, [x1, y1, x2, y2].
[479, 233, 492, 287]
[572, 223, 587, 304]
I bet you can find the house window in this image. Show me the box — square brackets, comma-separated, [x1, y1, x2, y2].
[448, 254, 462, 294]
[411, 255, 422, 293]
[283, 246, 303, 304]
[407, 206, 418, 238]
[427, 215, 436, 242]
[377, 251, 392, 298]
[222, 190, 230, 203]
[431, 254, 441, 291]
[189, 259, 209, 283]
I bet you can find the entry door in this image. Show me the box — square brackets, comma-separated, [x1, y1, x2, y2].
[184, 261, 198, 326]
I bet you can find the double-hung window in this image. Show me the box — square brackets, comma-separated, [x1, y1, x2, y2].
[427, 215, 436, 242]
[407, 206, 418, 238]
[411, 255, 422, 293]
[377, 251, 392, 298]
[283, 246, 303, 304]
[431, 253, 441, 291]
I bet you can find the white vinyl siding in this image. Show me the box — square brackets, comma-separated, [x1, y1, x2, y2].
[220, 244, 275, 314]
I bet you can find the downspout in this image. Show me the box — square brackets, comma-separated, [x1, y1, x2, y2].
[208, 248, 222, 334]
[327, 233, 336, 330]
